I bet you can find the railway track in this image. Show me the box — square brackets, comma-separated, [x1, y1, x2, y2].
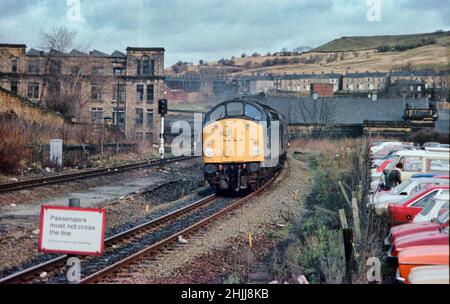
[0, 156, 196, 193]
[0, 171, 280, 284]
[0, 193, 217, 284]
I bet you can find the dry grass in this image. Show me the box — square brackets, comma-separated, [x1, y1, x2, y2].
[0, 118, 129, 174]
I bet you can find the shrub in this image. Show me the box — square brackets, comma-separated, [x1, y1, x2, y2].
[377, 45, 390, 53]
[0, 121, 29, 173]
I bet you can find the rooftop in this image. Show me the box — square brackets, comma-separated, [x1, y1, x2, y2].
[256, 95, 430, 125]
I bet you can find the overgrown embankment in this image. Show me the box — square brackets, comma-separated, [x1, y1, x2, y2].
[272, 139, 388, 284]
[0, 88, 129, 174]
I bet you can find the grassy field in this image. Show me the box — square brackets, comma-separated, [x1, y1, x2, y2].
[313, 31, 450, 52]
[229, 43, 449, 76]
[167, 31, 449, 79]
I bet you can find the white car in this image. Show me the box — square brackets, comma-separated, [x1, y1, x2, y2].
[409, 266, 450, 284]
[370, 142, 405, 154]
[413, 192, 449, 223]
[370, 179, 449, 215]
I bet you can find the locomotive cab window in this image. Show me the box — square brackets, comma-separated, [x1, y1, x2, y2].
[226, 102, 243, 116]
[208, 105, 225, 123]
[245, 104, 262, 120]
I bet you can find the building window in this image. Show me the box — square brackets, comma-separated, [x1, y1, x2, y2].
[146, 109, 154, 127]
[113, 83, 125, 102]
[92, 66, 104, 75]
[27, 82, 39, 99]
[142, 57, 154, 75]
[136, 84, 144, 102]
[90, 107, 103, 124]
[91, 82, 102, 100]
[10, 81, 18, 94]
[11, 58, 18, 73]
[136, 60, 141, 75]
[112, 110, 125, 126]
[113, 67, 125, 75]
[135, 108, 143, 127]
[146, 83, 154, 103]
[28, 61, 40, 74]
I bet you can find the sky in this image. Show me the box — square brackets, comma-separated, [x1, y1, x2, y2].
[0, 0, 449, 66]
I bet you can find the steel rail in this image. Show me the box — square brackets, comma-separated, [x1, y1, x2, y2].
[0, 193, 216, 284]
[79, 172, 280, 284]
[0, 156, 196, 193]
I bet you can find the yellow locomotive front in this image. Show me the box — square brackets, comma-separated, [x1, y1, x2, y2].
[203, 99, 287, 194]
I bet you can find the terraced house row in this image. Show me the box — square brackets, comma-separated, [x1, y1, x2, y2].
[234, 70, 448, 96]
[0, 43, 165, 144]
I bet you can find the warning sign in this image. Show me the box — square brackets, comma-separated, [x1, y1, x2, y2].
[38, 205, 106, 256]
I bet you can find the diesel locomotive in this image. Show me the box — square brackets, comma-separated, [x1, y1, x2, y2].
[202, 98, 288, 194]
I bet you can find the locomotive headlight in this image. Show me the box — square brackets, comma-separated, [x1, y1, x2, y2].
[205, 147, 215, 157]
[251, 146, 260, 156]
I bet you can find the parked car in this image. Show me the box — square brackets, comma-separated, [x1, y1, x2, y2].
[385, 210, 449, 248]
[370, 142, 405, 154]
[388, 227, 448, 261]
[408, 265, 450, 284]
[413, 192, 449, 223]
[422, 142, 442, 148]
[371, 178, 449, 215]
[384, 150, 449, 181]
[388, 187, 449, 225]
[371, 146, 416, 167]
[396, 245, 449, 284]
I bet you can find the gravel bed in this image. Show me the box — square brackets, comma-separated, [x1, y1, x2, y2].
[47, 195, 234, 283]
[0, 160, 205, 278]
[113, 153, 312, 283]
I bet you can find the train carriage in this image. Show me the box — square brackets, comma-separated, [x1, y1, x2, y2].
[203, 98, 288, 194]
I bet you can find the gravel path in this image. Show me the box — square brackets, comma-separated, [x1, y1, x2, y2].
[110, 152, 312, 283]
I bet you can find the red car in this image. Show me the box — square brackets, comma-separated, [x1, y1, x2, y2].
[384, 210, 449, 248]
[388, 227, 449, 262]
[388, 186, 449, 225]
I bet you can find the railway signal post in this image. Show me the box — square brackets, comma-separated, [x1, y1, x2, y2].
[158, 99, 168, 159]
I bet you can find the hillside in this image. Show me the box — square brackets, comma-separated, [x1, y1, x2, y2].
[314, 31, 450, 52]
[167, 31, 450, 77]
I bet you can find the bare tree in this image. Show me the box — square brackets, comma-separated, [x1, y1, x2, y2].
[38, 27, 77, 109]
[297, 97, 337, 138]
[40, 27, 76, 53]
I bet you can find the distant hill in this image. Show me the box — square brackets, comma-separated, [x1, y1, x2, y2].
[314, 31, 450, 52]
